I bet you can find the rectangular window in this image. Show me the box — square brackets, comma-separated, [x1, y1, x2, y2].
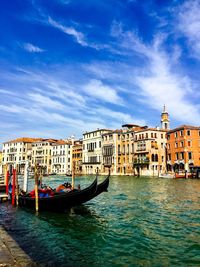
[180, 141, 184, 147]
[188, 141, 191, 147]
[188, 152, 192, 160]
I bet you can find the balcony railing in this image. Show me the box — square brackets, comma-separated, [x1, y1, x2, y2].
[133, 158, 150, 165]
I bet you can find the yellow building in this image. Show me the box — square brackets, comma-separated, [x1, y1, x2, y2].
[72, 140, 83, 175]
[102, 124, 145, 175]
[133, 128, 167, 176]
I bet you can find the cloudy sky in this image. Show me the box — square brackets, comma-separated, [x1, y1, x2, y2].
[1, 0, 200, 144]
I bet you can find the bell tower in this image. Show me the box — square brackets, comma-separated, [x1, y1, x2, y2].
[161, 105, 170, 130]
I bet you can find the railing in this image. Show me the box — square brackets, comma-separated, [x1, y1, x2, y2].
[133, 158, 150, 165]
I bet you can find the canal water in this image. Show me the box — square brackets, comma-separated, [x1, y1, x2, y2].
[0, 176, 200, 267]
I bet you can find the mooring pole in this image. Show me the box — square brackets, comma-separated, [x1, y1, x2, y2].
[34, 165, 39, 212]
[15, 168, 19, 206]
[12, 168, 16, 206]
[71, 161, 75, 190]
[5, 167, 9, 195]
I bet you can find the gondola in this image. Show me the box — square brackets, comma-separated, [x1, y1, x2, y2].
[18, 173, 110, 212]
[18, 177, 98, 212]
[94, 174, 110, 197]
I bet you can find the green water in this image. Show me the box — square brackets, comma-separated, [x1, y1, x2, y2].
[0, 176, 200, 266]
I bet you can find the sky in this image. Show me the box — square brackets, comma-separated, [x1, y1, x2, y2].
[1, 0, 200, 144]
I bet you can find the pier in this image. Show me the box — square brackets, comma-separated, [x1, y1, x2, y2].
[0, 226, 36, 267]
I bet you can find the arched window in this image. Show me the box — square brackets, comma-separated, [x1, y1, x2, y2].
[151, 154, 155, 162]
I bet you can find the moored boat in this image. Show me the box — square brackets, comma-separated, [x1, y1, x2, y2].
[18, 173, 110, 212]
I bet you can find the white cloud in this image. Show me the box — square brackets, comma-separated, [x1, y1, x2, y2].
[28, 93, 65, 109]
[177, 0, 200, 58]
[83, 79, 124, 105]
[23, 43, 44, 53]
[48, 17, 88, 47]
[110, 24, 200, 124]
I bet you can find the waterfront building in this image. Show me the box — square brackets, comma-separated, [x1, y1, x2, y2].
[102, 124, 144, 175]
[133, 128, 167, 176]
[0, 151, 2, 175]
[51, 140, 72, 175]
[31, 139, 58, 174]
[166, 125, 200, 172]
[82, 129, 111, 175]
[2, 137, 42, 174]
[72, 140, 83, 175]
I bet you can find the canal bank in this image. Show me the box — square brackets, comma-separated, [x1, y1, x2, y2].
[0, 226, 36, 267]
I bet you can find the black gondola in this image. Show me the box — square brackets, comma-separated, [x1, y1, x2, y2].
[18, 174, 110, 212]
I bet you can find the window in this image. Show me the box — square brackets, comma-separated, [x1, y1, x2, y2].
[99, 141, 101, 148]
[175, 132, 178, 138]
[188, 141, 191, 147]
[161, 134, 163, 139]
[175, 142, 178, 148]
[180, 152, 184, 160]
[188, 152, 192, 160]
[180, 130, 183, 137]
[180, 141, 184, 147]
[187, 130, 191, 136]
[146, 133, 148, 138]
[175, 153, 179, 160]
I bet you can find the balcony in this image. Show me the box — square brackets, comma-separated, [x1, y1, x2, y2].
[133, 158, 150, 165]
[82, 161, 101, 165]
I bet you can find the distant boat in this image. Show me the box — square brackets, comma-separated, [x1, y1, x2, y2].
[18, 174, 110, 212]
[159, 173, 175, 179]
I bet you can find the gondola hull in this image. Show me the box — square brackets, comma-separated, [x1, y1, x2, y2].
[18, 177, 98, 212]
[94, 175, 109, 197]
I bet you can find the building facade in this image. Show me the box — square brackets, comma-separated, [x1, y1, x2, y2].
[166, 125, 200, 173]
[0, 151, 3, 175]
[133, 128, 167, 176]
[72, 140, 83, 175]
[31, 139, 58, 174]
[51, 140, 72, 175]
[2, 137, 42, 174]
[82, 129, 111, 175]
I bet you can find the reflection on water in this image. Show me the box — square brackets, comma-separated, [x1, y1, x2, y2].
[0, 176, 200, 266]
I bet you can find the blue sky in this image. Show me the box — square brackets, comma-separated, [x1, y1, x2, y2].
[1, 0, 200, 144]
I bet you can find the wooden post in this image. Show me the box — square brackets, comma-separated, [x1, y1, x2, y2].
[6, 170, 9, 195]
[34, 165, 39, 212]
[23, 161, 29, 193]
[12, 168, 16, 206]
[4, 164, 7, 185]
[15, 169, 19, 206]
[71, 161, 75, 190]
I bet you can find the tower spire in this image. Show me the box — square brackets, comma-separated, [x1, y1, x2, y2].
[161, 105, 170, 130]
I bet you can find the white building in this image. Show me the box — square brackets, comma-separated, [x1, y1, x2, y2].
[82, 129, 111, 175]
[2, 137, 42, 174]
[51, 140, 72, 175]
[31, 139, 58, 174]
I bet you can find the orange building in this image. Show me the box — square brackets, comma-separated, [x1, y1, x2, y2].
[166, 125, 200, 173]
